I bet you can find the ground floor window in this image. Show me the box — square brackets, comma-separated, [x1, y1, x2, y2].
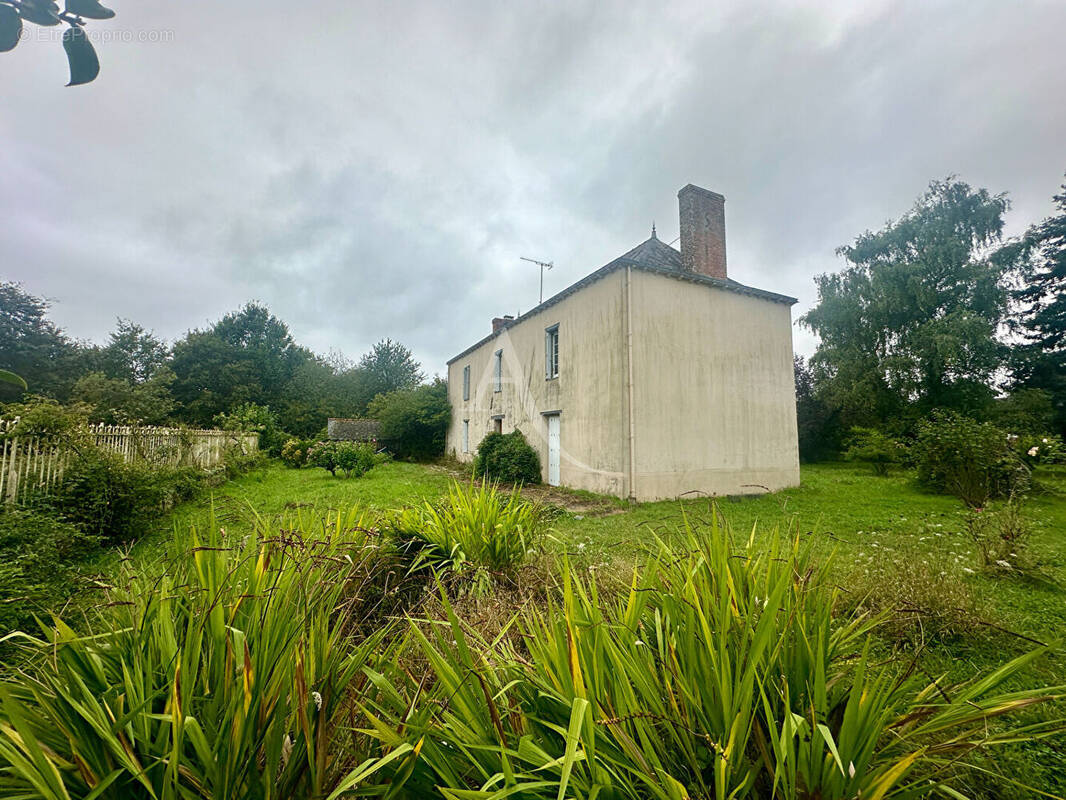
[462, 420, 469, 453]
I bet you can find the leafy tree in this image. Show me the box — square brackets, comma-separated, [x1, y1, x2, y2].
[0, 281, 80, 402]
[990, 388, 1056, 436]
[793, 355, 840, 461]
[368, 379, 449, 461]
[169, 304, 312, 427]
[802, 178, 1010, 432]
[100, 319, 168, 384]
[0, 0, 116, 86]
[356, 339, 425, 406]
[1007, 175, 1066, 434]
[72, 368, 176, 425]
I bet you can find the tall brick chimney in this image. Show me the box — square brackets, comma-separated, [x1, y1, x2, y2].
[678, 184, 727, 279]
[492, 315, 514, 333]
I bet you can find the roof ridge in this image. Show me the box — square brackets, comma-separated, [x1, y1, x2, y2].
[446, 246, 797, 365]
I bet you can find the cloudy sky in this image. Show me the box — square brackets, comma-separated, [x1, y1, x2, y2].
[3, 0, 1064, 373]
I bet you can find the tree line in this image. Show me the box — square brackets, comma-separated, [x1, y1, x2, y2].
[4, 172, 1062, 463]
[0, 291, 436, 443]
[797, 174, 1066, 460]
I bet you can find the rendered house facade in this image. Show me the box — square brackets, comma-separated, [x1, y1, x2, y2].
[445, 184, 800, 501]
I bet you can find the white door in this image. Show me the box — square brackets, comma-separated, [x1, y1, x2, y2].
[547, 414, 560, 486]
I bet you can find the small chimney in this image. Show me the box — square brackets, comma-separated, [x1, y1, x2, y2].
[492, 315, 514, 333]
[678, 184, 727, 279]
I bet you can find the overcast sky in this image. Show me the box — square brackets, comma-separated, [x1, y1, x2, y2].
[3, 0, 1064, 373]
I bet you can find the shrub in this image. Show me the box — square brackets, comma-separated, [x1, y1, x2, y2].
[280, 436, 313, 468]
[214, 401, 288, 456]
[308, 440, 381, 478]
[1012, 432, 1066, 466]
[0, 509, 408, 799]
[378, 519, 1064, 799]
[473, 429, 541, 484]
[843, 426, 904, 475]
[386, 481, 544, 595]
[913, 410, 1029, 506]
[37, 450, 206, 542]
[0, 510, 98, 645]
[963, 500, 1035, 573]
[367, 379, 450, 461]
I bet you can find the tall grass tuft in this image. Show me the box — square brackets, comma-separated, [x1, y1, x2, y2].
[377, 514, 1064, 799]
[0, 506, 410, 800]
[387, 481, 544, 595]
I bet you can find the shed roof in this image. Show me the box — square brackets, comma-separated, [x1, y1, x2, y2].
[446, 233, 797, 365]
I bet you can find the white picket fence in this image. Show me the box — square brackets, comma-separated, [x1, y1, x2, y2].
[0, 420, 258, 505]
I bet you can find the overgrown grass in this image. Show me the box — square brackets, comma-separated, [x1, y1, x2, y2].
[0, 506, 407, 799]
[4, 460, 1064, 797]
[385, 481, 545, 595]
[374, 520, 1063, 799]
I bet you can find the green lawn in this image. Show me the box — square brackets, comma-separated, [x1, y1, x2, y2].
[67, 459, 1066, 797]
[118, 460, 1065, 651]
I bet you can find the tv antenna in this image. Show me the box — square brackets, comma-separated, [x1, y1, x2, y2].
[520, 256, 553, 304]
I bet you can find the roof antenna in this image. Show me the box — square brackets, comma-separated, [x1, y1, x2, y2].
[520, 256, 554, 305]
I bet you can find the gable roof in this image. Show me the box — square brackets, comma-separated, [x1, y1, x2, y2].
[446, 233, 797, 365]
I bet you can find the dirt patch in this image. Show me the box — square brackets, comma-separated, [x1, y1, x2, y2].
[519, 484, 627, 517]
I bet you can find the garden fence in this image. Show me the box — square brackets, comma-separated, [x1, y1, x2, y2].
[0, 420, 258, 505]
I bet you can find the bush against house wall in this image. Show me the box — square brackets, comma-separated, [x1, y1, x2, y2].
[473, 430, 541, 485]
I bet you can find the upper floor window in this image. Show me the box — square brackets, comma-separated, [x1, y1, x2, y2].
[493, 350, 503, 392]
[462, 365, 470, 401]
[545, 324, 559, 379]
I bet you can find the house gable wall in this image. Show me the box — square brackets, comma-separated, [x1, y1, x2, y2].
[628, 269, 800, 499]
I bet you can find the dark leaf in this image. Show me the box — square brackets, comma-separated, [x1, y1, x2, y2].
[65, 0, 114, 20]
[0, 369, 28, 390]
[17, 0, 61, 26]
[63, 25, 99, 86]
[0, 4, 22, 51]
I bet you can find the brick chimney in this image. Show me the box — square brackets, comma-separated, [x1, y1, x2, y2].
[492, 315, 514, 333]
[678, 184, 727, 279]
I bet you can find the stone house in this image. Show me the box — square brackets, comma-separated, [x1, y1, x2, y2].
[445, 184, 800, 501]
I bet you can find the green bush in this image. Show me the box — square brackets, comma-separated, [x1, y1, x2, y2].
[843, 426, 905, 475]
[386, 481, 543, 595]
[308, 440, 381, 478]
[0, 510, 98, 645]
[913, 410, 1029, 506]
[37, 450, 204, 542]
[280, 437, 312, 468]
[473, 429, 541, 484]
[367, 379, 450, 461]
[1011, 432, 1066, 466]
[0, 508, 407, 799]
[378, 519, 1063, 799]
[214, 401, 289, 457]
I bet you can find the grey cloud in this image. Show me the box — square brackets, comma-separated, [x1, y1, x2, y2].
[2, 0, 1064, 370]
